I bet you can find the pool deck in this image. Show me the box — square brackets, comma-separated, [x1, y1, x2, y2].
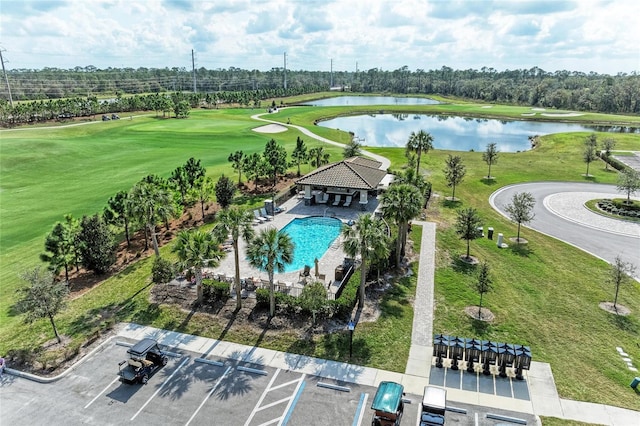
[206, 193, 381, 297]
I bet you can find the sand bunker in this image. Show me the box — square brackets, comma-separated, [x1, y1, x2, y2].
[521, 113, 536, 116]
[253, 124, 288, 133]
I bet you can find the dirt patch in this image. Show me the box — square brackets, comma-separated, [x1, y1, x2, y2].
[599, 302, 631, 316]
[64, 174, 299, 299]
[459, 255, 479, 265]
[149, 277, 387, 338]
[464, 306, 495, 322]
[508, 237, 528, 245]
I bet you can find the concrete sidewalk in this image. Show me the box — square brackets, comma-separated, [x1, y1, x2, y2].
[115, 322, 640, 426]
[402, 221, 639, 425]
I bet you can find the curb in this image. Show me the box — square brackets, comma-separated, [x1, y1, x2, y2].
[3, 335, 117, 384]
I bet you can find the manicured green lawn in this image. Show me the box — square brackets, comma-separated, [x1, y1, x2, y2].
[0, 109, 343, 341]
[370, 132, 640, 409]
[1, 99, 639, 410]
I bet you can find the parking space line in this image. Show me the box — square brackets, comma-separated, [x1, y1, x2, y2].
[244, 368, 281, 426]
[256, 396, 292, 412]
[270, 378, 301, 392]
[185, 365, 232, 426]
[352, 392, 368, 426]
[84, 376, 120, 409]
[131, 356, 190, 421]
[256, 418, 280, 426]
[279, 375, 306, 426]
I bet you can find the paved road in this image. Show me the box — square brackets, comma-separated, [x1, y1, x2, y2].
[490, 182, 640, 279]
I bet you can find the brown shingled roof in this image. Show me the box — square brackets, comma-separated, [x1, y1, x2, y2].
[296, 156, 387, 190]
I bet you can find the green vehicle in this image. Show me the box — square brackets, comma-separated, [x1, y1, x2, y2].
[371, 381, 405, 426]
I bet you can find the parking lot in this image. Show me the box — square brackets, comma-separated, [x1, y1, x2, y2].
[0, 337, 537, 425]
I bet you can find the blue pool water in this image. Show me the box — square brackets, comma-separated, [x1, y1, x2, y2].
[279, 217, 342, 273]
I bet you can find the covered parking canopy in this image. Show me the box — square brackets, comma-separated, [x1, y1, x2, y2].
[296, 156, 390, 209]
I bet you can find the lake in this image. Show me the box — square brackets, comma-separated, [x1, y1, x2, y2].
[318, 113, 633, 152]
[301, 96, 440, 106]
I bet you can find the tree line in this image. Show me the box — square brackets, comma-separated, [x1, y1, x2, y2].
[0, 85, 323, 127]
[2, 65, 639, 115]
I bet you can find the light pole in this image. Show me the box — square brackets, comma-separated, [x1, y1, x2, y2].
[347, 320, 355, 360]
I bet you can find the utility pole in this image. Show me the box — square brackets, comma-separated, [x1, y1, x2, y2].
[192, 49, 197, 93]
[353, 61, 358, 91]
[0, 49, 13, 107]
[283, 52, 287, 89]
[330, 58, 333, 88]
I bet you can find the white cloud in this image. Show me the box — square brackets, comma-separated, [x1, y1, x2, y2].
[1, 0, 638, 74]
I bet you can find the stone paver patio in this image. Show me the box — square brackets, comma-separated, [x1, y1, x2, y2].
[206, 193, 381, 297]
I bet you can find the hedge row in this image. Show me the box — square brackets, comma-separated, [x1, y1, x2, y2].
[255, 270, 362, 320]
[599, 153, 629, 172]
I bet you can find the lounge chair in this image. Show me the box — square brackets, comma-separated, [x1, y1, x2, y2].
[260, 207, 272, 220]
[316, 192, 329, 204]
[253, 210, 268, 223]
[343, 195, 352, 207]
[299, 265, 311, 278]
[332, 194, 342, 206]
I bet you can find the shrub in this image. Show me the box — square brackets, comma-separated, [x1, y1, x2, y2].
[612, 198, 640, 212]
[299, 282, 331, 322]
[255, 287, 297, 314]
[151, 256, 175, 284]
[602, 155, 628, 172]
[203, 279, 230, 302]
[330, 270, 361, 318]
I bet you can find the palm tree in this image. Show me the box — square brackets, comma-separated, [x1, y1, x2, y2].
[343, 138, 362, 158]
[173, 230, 225, 305]
[291, 136, 307, 177]
[213, 207, 255, 310]
[129, 180, 175, 256]
[381, 184, 424, 267]
[308, 146, 330, 169]
[342, 214, 391, 309]
[246, 227, 294, 317]
[394, 167, 432, 208]
[406, 130, 434, 175]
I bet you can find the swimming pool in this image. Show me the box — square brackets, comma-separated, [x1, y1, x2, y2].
[279, 216, 343, 273]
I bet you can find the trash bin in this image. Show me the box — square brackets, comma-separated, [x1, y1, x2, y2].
[487, 227, 494, 240]
[631, 377, 640, 389]
[335, 265, 344, 282]
[264, 199, 274, 215]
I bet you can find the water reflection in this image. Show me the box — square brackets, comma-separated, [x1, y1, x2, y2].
[319, 114, 639, 152]
[301, 96, 440, 106]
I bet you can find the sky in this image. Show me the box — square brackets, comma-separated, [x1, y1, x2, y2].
[1, 0, 639, 75]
